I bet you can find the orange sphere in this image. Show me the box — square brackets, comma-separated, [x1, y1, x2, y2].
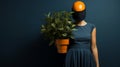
[72, 1, 86, 12]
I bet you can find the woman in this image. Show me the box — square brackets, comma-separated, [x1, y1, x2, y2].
[64, 6, 100, 67]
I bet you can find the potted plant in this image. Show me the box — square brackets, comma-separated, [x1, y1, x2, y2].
[40, 11, 76, 53]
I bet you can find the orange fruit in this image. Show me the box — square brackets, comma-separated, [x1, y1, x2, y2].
[72, 1, 86, 12]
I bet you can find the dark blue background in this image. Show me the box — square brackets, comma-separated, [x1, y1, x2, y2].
[0, 0, 120, 67]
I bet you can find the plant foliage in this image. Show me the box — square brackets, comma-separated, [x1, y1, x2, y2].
[40, 11, 76, 45]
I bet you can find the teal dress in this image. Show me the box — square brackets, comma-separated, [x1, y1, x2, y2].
[65, 23, 96, 67]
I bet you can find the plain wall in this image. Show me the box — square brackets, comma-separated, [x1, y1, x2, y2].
[0, 0, 120, 67]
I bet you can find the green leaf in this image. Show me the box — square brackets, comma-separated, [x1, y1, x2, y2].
[72, 24, 76, 27]
[72, 29, 77, 31]
[41, 29, 46, 32]
[70, 36, 74, 39]
[41, 25, 45, 28]
[66, 26, 70, 30]
[58, 28, 64, 30]
[62, 33, 67, 37]
[47, 12, 51, 17]
[49, 40, 54, 46]
[51, 23, 55, 28]
[67, 21, 72, 24]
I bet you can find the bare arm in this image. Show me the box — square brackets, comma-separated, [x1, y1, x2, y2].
[91, 28, 100, 67]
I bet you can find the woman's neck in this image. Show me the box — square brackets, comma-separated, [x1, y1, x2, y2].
[76, 20, 87, 26]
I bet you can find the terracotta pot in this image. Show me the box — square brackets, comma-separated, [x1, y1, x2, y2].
[55, 39, 69, 53]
